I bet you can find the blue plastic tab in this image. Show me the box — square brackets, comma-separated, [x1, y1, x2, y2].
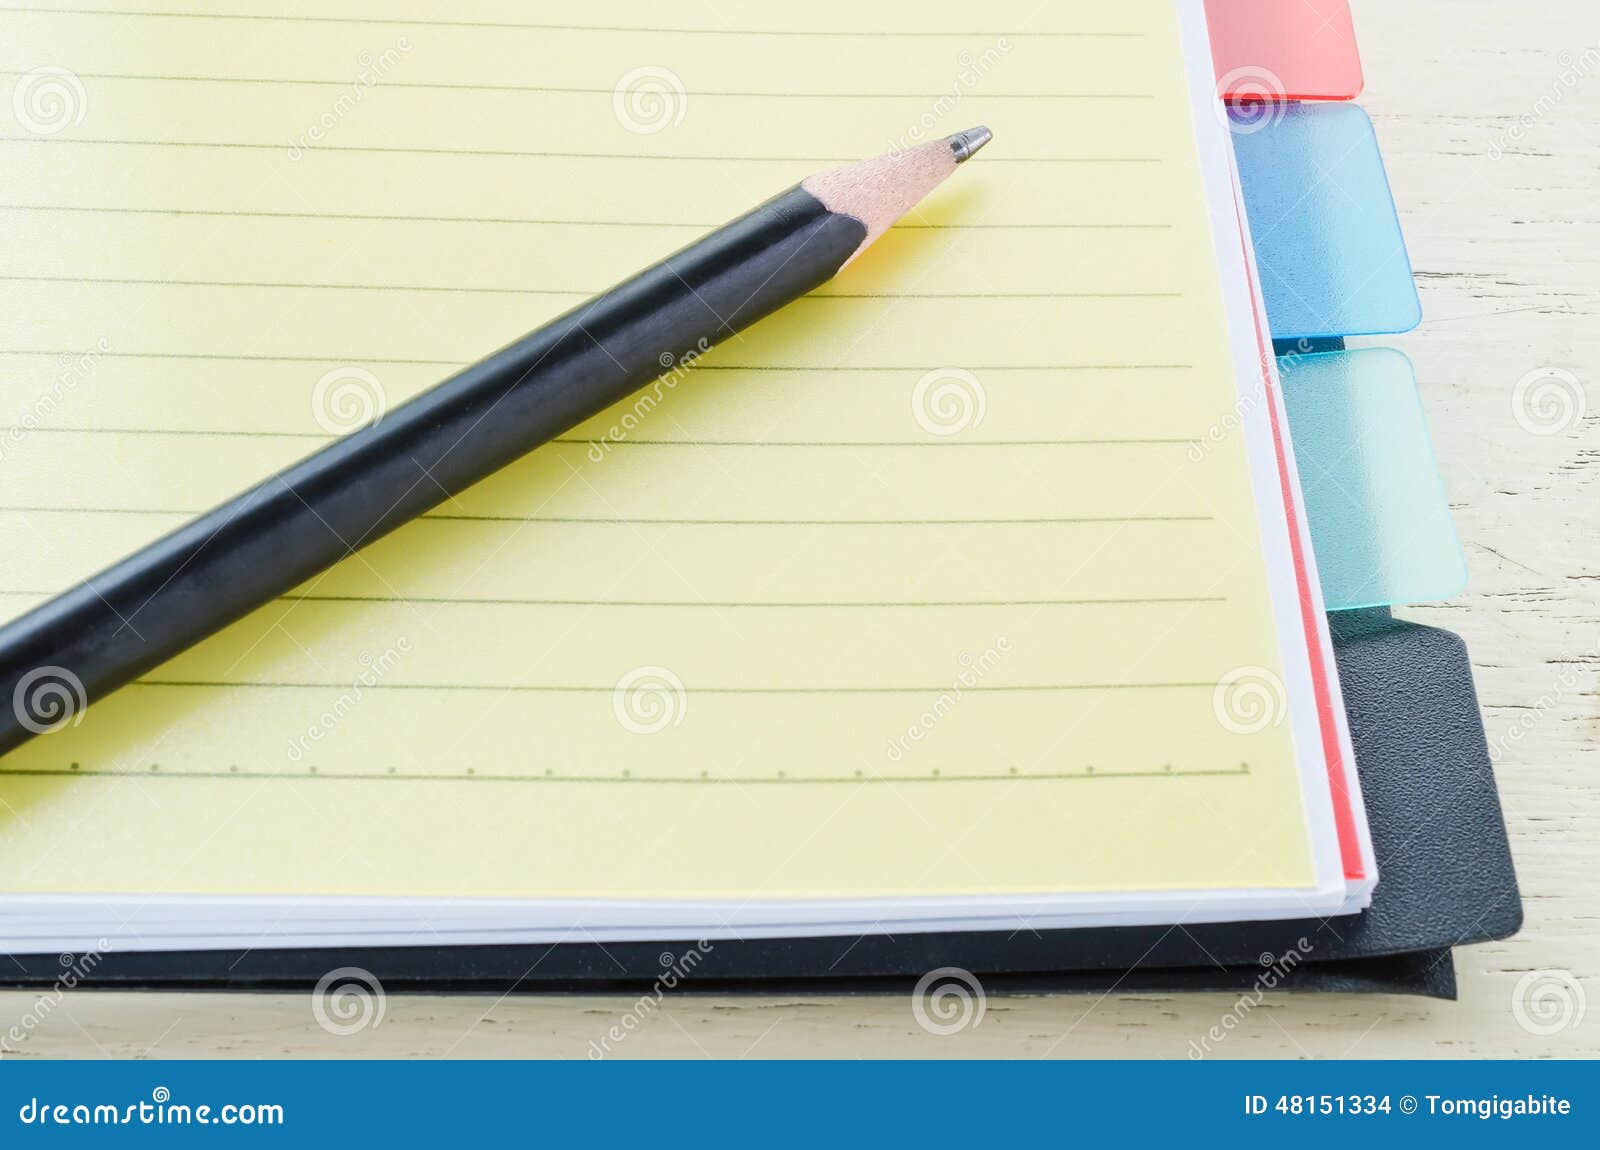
[1233, 103, 1422, 340]
[1280, 347, 1465, 611]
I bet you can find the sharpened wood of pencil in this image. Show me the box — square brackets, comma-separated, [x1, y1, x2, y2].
[0, 128, 993, 755]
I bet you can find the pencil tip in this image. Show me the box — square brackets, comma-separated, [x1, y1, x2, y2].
[947, 126, 993, 163]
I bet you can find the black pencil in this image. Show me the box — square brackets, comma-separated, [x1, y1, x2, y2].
[0, 127, 993, 755]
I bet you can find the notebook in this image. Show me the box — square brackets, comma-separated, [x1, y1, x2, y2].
[0, 0, 1375, 952]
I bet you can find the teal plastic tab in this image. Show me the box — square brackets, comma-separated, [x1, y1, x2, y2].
[1233, 103, 1422, 340]
[1279, 348, 1465, 610]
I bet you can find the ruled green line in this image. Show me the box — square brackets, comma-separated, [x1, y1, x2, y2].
[128, 681, 1221, 694]
[0, 766, 1249, 786]
[7, 427, 1195, 448]
[0, 70, 1155, 100]
[0, 8, 1148, 38]
[0, 275, 1180, 301]
[0, 138, 1163, 163]
[0, 351, 1196, 371]
[0, 205, 1173, 230]
[285, 596, 1226, 609]
[0, 508, 1214, 526]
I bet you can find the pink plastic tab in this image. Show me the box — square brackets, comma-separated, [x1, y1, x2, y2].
[1205, 0, 1364, 102]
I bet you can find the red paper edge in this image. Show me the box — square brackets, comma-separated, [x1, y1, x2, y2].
[1231, 190, 1364, 881]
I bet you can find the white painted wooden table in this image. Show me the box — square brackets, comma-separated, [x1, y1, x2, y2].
[2, 0, 1596, 1059]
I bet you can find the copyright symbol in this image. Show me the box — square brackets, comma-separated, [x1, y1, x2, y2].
[1400, 1095, 1417, 1115]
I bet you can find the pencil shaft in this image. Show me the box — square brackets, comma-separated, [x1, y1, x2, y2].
[0, 186, 865, 754]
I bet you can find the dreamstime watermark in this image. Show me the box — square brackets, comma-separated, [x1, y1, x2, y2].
[912, 367, 987, 437]
[886, 637, 1011, 763]
[11, 665, 87, 736]
[1188, 382, 1265, 463]
[613, 65, 687, 135]
[887, 39, 1012, 156]
[1511, 969, 1587, 1037]
[587, 339, 711, 462]
[0, 943, 111, 1057]
[587, 942, 715, 1058]
[1488, 41, 1600, 159]
[1497, 649, 1595, 765]
[1212, 665, 1287, 735]
[0, 338, 110, 465]
[1511, 367, 1588, 437]
[1187, 940, 1314, 1058]
[10, 65, 87, 135]
[312, 365, 388, 434]
[311, 966, 386, 1036]
[286, 639, 412, 762]
[1188, 338, 1316, 464]
[1216, 66, 1288, 136]
[911, 966, 986, 1035]
[1491, 642, 1595, 764]
[612, 665, 688, 735]
[16, 1088, 283, 1127]
[286, 38, 413, 159]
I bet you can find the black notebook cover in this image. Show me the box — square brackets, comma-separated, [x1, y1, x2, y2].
[1, 611, 1520, 1000]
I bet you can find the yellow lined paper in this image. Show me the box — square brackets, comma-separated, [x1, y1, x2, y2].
[0, 0, 1316, 899]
